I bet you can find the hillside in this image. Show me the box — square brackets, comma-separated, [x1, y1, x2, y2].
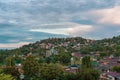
[1, 35, 120, 57]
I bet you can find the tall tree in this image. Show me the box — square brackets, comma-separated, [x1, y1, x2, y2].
[82, 56, 92, 68]
[3, 57, 19, 79]
[39, 63, 64, 80]
[22, 56, 39, 79]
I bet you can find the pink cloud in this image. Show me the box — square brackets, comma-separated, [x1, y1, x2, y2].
[67, 24, 93, 36]
[0, 42, 30, 49]
[90, 6, 120, 25]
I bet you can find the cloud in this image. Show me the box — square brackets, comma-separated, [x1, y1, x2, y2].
[29, 22, 94, 36]
[0, 42, 30, 49]
[29, 28, 67, 35]
[89, 6, 120, 25]
[67, 25, 93, 36]
[0, 0, 120, 48]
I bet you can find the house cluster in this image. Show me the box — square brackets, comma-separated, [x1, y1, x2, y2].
[65, 52, 120, 80]
[100, 72, 120, 80]
[11, 37, 120, 80]
[36, 38, 94, 57]
[99, 57, 120, 80]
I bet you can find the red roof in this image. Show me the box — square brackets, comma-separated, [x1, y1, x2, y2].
[71, 52, 81, 57]
[107, 72, 120, 77]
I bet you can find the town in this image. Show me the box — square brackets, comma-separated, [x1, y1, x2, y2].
[0, 36, 120, 80]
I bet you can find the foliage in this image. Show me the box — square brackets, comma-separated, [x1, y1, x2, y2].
[80, 56, 100, 80]
[0, 36, 120, 80]
[99, 52, 108, 58]
[3, 57, 19, 78]
[39, 63, 64, 80]
[82, 56, 92, 68]
[77, 68, 100, 80]
[5, 57, 15, 66]
[60, 68, 100, 80]
[0, 73, 15, 80]
[62, 73, 79, 80]
[111, 66, 120, 73]
[57, 52, 71, 64]
[22, 56, 40, 79]
[0, 69, 15, 80]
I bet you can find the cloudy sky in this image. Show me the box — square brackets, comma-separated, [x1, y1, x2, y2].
[0, 0, 120, 49]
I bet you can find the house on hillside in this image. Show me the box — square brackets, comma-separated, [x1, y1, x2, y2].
[100, 72, 120, 80]
[65, 64, 79, 73]
[45, 48, 58, 57]
[107, 72, 120, 80]
[98, 57, 120, 73]
[71, 52, 82, 65]
[71, 52, 81, 59]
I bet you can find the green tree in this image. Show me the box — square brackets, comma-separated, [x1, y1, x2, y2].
[22, 56, 39, 79]
[111, 66, 120, 73]
[0, 69, 15, 80]
[39, 63, 64, 80]
[5, 57, 15, 66]
[0, 73, 15, 80]
[63, 73, 79, 80]
[100, 52, 108, 58]
[78, 68, 100, 80]
[3, 57, 19, 79]
[58, 52, 71, 64]
[82, 56, 92, 68]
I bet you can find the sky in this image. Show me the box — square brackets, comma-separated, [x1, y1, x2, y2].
[0, 0, 120, 49]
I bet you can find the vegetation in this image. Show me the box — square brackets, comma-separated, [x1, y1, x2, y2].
[22, 56, 39, 79]
[77, 68, 100, 80]
[111, 66, 120, 73]
[3, 57, 19, 79]
[0, 69, 15, 80]
[39, 63, 64, 80]
[0, 35, 120, 80]
[0, 73, 15, 80]
[82, 56, 92, 68]
[1, 36, 120, 58]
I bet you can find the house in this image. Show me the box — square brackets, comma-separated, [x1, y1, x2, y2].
[45, 48, 58, 57]
[71, 52, 81, 59]
[117, 59, 120, 63]
[98, 57, 120, 73]
[65, 64, 79, 73]
[71, 52, 82, 65]
[106, 72, 120, 80]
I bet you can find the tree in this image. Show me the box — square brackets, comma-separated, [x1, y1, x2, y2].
[0, 73, 15, 80]
[99, 52, 108, 58]
[0, 69, 15, 80]
[61, 68, 99, 80]
[80, 56, 100, 80]
[63, 73, 79, 80]
[111, 66, 120, 73]
[22, 56, 39, 79]
[57, 52, 71, 64]
[39, 63, 64, 80]
[3, 57, 19, 79]
[82, 56, 92, 68]
[5, 57, 15, 66]
[78, 68, 100, 80]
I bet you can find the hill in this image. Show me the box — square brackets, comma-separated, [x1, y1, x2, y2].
[0, 35, 120, 57]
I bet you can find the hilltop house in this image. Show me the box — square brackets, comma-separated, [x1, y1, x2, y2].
[45, 48, 58, 57]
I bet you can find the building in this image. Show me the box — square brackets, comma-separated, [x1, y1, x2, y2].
[107, 72, 120, 80]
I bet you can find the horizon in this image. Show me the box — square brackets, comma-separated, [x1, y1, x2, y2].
[0, 0, 120, 49]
